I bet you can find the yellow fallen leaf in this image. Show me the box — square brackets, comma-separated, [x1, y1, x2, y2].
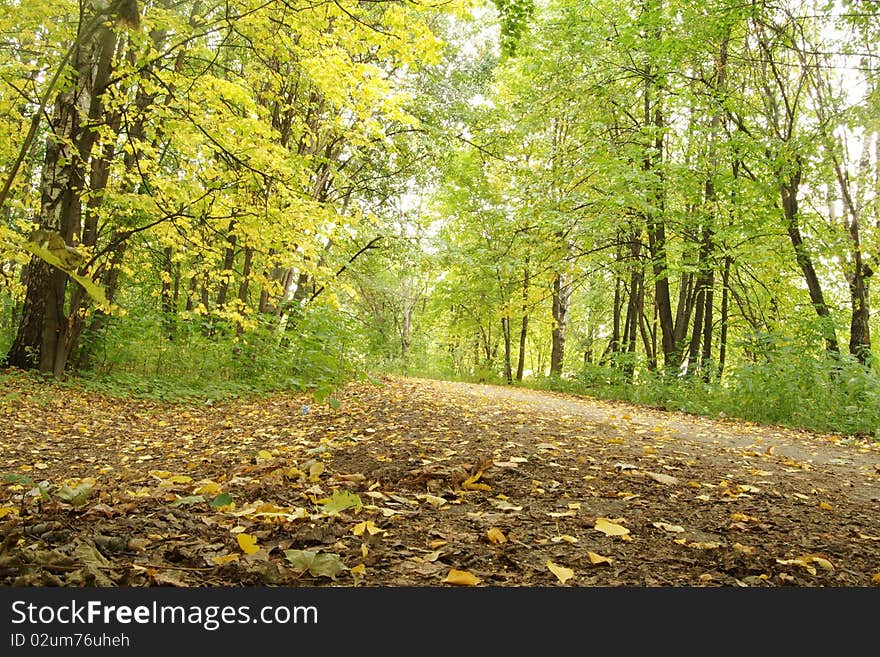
[858, 533, 880, 541]
[547, 560, 575, 584]
[424, 494, 448, 507]
[443, 569, 480, 586]
[775, 555, 833, 576]
[689, 542, 721, 550]
[486, 527, 507, 544]
[257, 450, 273, 460]
[168, 475, 192, 484]
[587, 551, 613, 565]
[819, 501, 833, 510]
[652, 522, 685, 533]
[309, 462, 324, 482]
[195, 482, 222, 495]
[461, 471, 491, 491]
[594, 517, 630, 537]
[730, 512, 761, 523]
[0, 506, 18, 519]
[212, 554, 240, 565]
[551, 534, 579, 544]
[872, 573, 880, 585]
[352, 520, 385, 537]
[350, 563, 366, 575]
[236, 533, 260, 555]
[733, 543, 756, 555]
[428, 539, 448, 549]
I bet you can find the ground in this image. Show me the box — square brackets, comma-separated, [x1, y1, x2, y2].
[1, 372, 879, 587]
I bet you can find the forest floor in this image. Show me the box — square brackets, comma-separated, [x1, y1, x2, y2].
[1, 370, 879, 587]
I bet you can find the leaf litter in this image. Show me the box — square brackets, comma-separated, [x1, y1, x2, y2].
[1, 372, 879, 587]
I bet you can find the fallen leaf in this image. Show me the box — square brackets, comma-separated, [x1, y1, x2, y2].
[486, 527, 507, 544]
[547, 560, 575, 584]
[284, 549, 348, 579]
[352, 520, 385, 536]
[212, 554, 240, 565]
[236, 533, 260, 555]
[587, 551, 613, 565]
[321, 490, 362, 514]
[309, 462, 324, 482]
[652, 522, 685, 533]
[594, 517, 630, 537]
[819, 501, 833, 510]
[646, 472, 678, 485]
[442, 569, 480, 586]
[775, 554, 834, 576]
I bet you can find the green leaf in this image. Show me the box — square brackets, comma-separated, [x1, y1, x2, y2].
[283, 549, 348, 579]
[56, 482, 94, 506]
[2, 473, 36, 486]
[170, 494, 205, 507]
[210, 492, 233, 507]
[320, 489, 362, 514]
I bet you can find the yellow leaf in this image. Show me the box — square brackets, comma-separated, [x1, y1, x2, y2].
[486, 527, 507, 544]
[546, 560, 575, 584]
[0, 507, 18, 519]
[652, 522, 685, 533]
[428, 539, 448, 549]
[551, 534, 579, 544]
[443, 569, 480, 586]
[858, 533, 880, 541]
[424, 494, 448, 507]
[587, 551, 613, 565]
[213, 554, 240, 565]
[351, 563, 366, 575]
[733, 543, 756, 555]
[872, 573, 880, 585]
[730, 512, 761, 523]
[308, 462, 325, 482]
[688, 542, 721, 550]
[352, 520, 385, 537]
[594, 517, 630, 537]
[236, 533, 260, 555]
[195, 482, 222, 495]
[168, 475, 192, 484]
[257, 450, 273, 460]
[819, 501, 833, 510]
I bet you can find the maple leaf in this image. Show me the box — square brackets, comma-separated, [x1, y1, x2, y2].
[284, 550, 348, 579]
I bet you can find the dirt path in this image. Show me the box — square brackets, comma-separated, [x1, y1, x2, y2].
[1, 372, 879, 587]
[429, 378, 880, 500]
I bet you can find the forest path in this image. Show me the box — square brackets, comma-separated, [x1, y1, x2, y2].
[409, 377, 880, 500]
[1, 371, 879, 587]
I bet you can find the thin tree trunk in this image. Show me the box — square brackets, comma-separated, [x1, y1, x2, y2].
[550, 272, 570, 376]
[516, 264, 529, 382]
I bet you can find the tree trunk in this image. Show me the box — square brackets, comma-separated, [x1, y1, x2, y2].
[502, 316, 512, 384]
[781, 167, 839, 355]
[516, 264, 529, 382]
[549, 272, 570, 376]
[9, 6, 119, 375]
